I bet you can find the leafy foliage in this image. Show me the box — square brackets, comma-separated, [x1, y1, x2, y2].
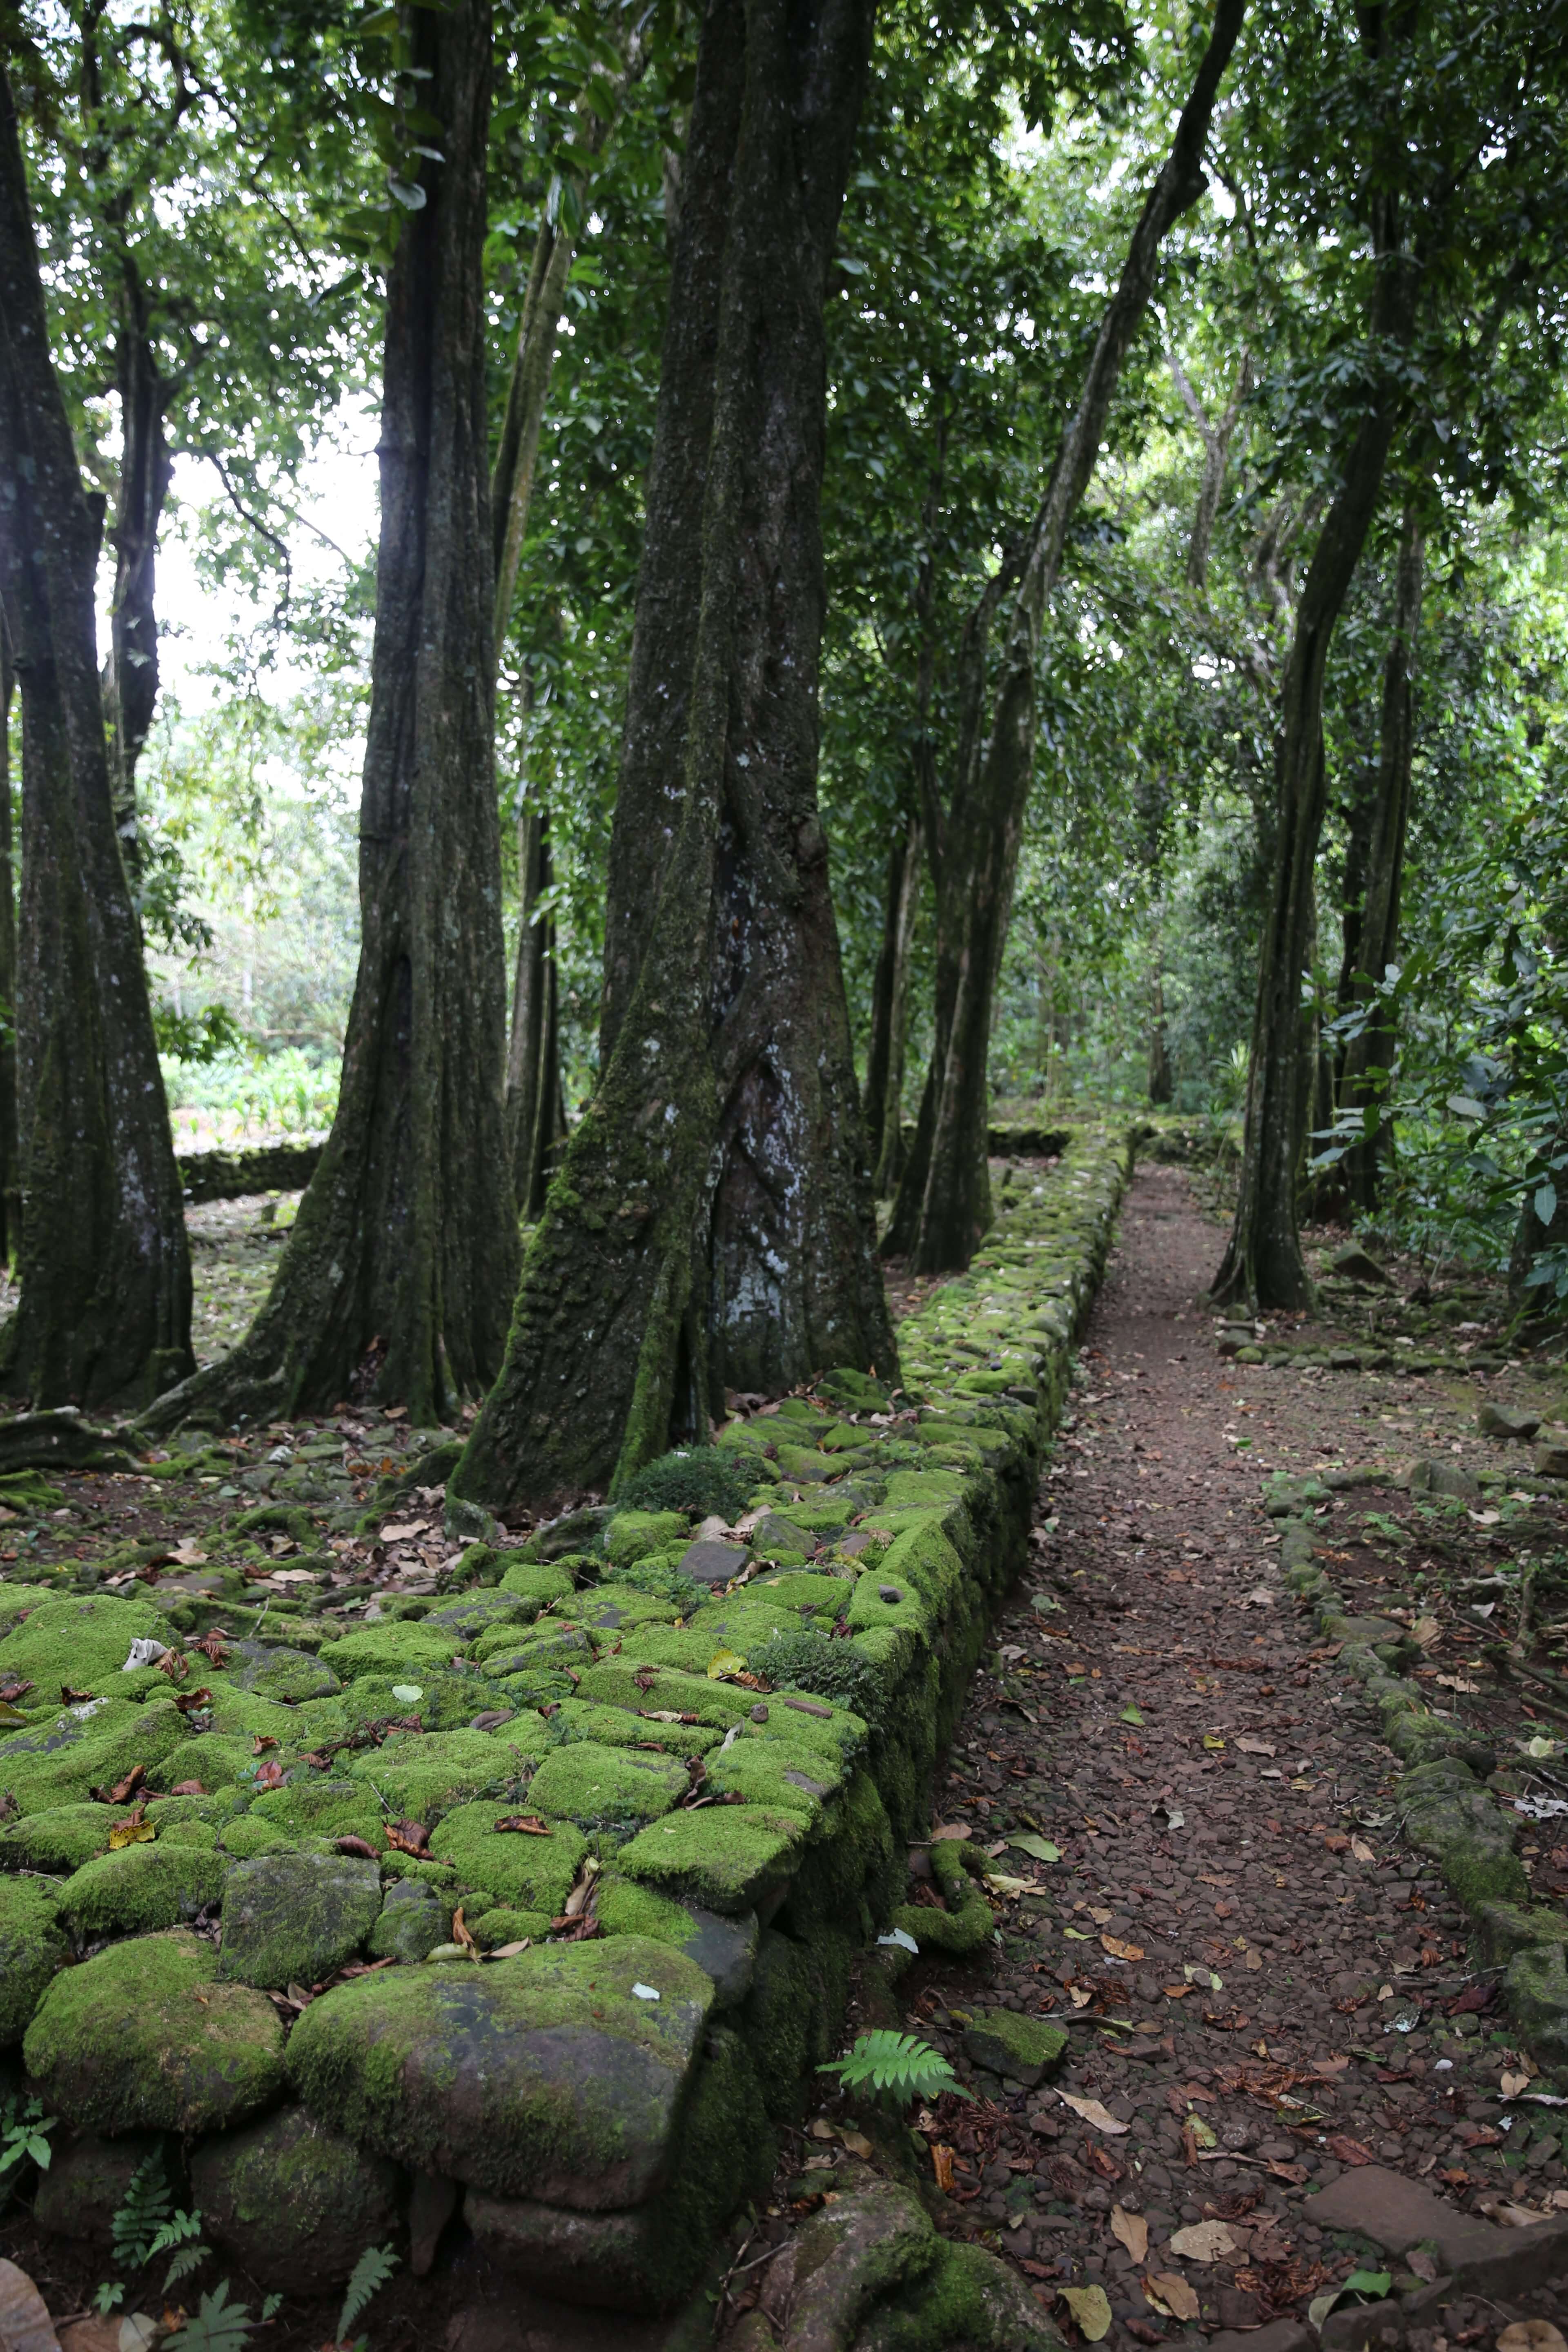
[818, 2029, 969, 2109]
[335, 2242, 399, 2348]
[111, 2151, 174, 2270]
[166, 2281, 259, 2352]
[0, 2096, 55, 2196]
[750, 1630, 882, 1728]
[615, 1449, 753, 1526]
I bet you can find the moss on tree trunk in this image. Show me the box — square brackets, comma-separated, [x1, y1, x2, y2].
[142, 0, 516, 1431]
[0, 67, 193, 1406]
[455, 0, 886, 1516]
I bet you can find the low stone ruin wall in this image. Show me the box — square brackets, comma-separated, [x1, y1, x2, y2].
[0, 1131, 1130, 2316]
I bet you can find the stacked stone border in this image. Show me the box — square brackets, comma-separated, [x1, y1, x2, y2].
[0, 1130, 1132, 2331]
[1265, 1472, 1568, 2323]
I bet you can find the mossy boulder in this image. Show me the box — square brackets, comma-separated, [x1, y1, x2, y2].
[219, 1851, 383, 1988]
[426, 1802, 586, 1913]
[603, 1511, 685, 1569]
[421, 1590, 534, 1645]
[0, 1695, 189, 1815]
[324, 1623, 474, 1682]
[497, 1559, 576, 1610]
[58, 1837, 231, 1939]
[1399, 1757, 1530, 1909]
[0, 1592, 169, 1690]
[961, 2010, 1069, 2088]
[524, 1740, 688, 1830]
[617, 1804, 805, 1916]
[0, 1875, 66, 2042]
[0, 1801, 124, 1874]
[465, 1904, 552, 1950]
[705, 1738, 840, 1826]
[25, 1928, 286, 2134]
[32, 2131, 168, 2244]
[218, 1814, 298, 1862]
[248, 1777, 387, 1849]
[346, 1726, 538, 1821]
[227, 1641, 343, 1704]
[191, 2104, 401, 2290]
[366, 1875, 451, 1961]
[287, 1936, 715, 2204]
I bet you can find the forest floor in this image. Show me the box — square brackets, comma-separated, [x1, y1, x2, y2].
[711, 1159, 1568, 2352]
[11, 1158, 1568, 2350]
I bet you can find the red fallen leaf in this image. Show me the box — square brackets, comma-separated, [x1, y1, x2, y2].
[93, 1764, 146, 1804]
[156, 1648, 189, 1682]
[549, 1912, 602, 1941]
[189, 1629, 231, 1666]
[169, 1780, 206, 1797]
[133, 1562, 162, 1584]
[252, 1735, 280, 1753]
[1322, 1833, 1351, 1853]
[1018, 2258, 1055, 2279]
[62, 1684, 95, 1704]
[1266, 2160, 1309, 2185]
[494, 1814, 552, 1836]
[1457, 2123, 1502, 2149]
[334, 1835, 379, 1859]
[253, 1760, 287, 1790]
[1447, 1983, 1494, 2016]
[0, 1677, 34, 1703]
[1325, 2135, 1375, 2167]
[300, 1750, 332, 1769]
[173, 1687, 213, 1715]
[384, 1818, 430, 1856]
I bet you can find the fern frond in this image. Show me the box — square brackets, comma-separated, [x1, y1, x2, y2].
[817, 2029, 971, 2107]
[335, 2242, 399, 2344]
[163, 2240, 212, 2290]
[147, 2208, 205, 2262]
[112, 2151, 172, 2270]
[166, 2281, 254, 2351]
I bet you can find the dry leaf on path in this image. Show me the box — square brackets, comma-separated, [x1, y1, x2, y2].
[931, 2144, 956, 2193]
[1234, 1736, 1276, 1755]
[1243, 1947, 1264, 1971]
[1168, 2221, 1236, 2263]
[1325, 2134, 1376, 2167]
[1110, 2205, 1148, 2263]
[379, 1519, 430, 1544]
[1057, 2091, 1128, 2135]
[1143, 2274, 1200, 2322]
[931, 1822, 971, 1841]
[1497, 2324, 1568, 2352]
[1501, 2070, 1532, 2098]
[1101, 1934, 1145, 1961]
[1410, 1616, 1441, 1648]
[108, 1816, 156, 1850]
[1350, 1836, 1377, 1862]
[1059, 2285, 1113, 2342]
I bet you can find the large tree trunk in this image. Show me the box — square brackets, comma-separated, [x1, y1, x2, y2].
[105, 258, 172, 853]
[0, 67, 192, 1405]
[0, 617, 19, 1261]
[1338, 496, 1423, 1215]
[454, 0, 885, 1517]
[1212, 130, 1419, 1306]
[144, 0, 515, 1431]
[886, 0, 1248, 1273]
[864, 812, 922, 1197]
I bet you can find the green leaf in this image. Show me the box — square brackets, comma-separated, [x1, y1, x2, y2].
[817, 2030, 973, 2108]
[1119, 1704, 1143, 1724]
[1006, 1831, 1061, 1862]
[1536, 1183, 1558, 1226]
[167, 2282, 254, 2351]
[1343, 2271, 1392, 2299]
[336, 2243, 399, 2345]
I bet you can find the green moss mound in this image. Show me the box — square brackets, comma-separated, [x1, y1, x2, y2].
[426, 1801, 586, 1912]
[0, 1875, 66, 2043]
[58, 1838, 231, 1938]
[616, 1449, 753, 1526]
[748, 1628, 884, 1726]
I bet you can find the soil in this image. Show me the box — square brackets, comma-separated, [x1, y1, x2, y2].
[9, 1159, 1568, 2349]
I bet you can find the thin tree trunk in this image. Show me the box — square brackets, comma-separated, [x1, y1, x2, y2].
[105, 256, 172, 856]
[145, 0, 515, 1430]
[1147, 963, 1174, 1105]
[1340, 496, 1423, 1214]
[505, 794, 562, 1216]
[886, 0, 1248, 1273]
[0, 615, 19, 1261]
[0, 66, 192, 1404]
[1212, 161, 1419, 1304]
[454, 0, 884, 1517]
[866, 813, 922, 1197]
[1169, 350, 1250, 593]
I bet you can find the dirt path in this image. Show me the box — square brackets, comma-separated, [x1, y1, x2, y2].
[846, 1163, 1568, 2349]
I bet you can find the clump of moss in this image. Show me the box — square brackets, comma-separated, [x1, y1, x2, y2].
[749, 1629, 884, 1727]
[598, 1557, 709, 1611]
[615, 1449, 752, 1526]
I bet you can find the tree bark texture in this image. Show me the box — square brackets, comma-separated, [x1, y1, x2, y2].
[1169, 349, 1250, 594]
[1338, 497, 1423, 1214]
[0, 618, 20, 1261]
[1213, 147, 1419, 1305]
[0, 65, 193, 1404]
[864, 811, 922, 1196]
[454, 0, 886, 1517]
[105, 258, 172, 846]
[886, 0, 1248, 1275]
[144, 0, 515, 1431]
[505, 798, 563, 1216]
[1147, 963, 1174, 1104]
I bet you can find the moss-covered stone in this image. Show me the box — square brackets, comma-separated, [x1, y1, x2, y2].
[426, 1802, 586, 1912]
[58, 1837, 231, 1939]
[249, 1777, 386, 1849]
[0, 1800, 126, 1874]
[421, 1590, 534, 1644]
[603, 1511, 685, 1568]
[32, 2130, 168, 2244]
[1399, 1757, 1530, 1910]
[218, 1814, 299, 1862]
[962, 2010, 1069, 2087]
[287, 1936, 714, 2203]
[465, 1904, 551, 1950]
[0, 1695, 189, 1815]
[548, 1700, 727, 1757]
[0, 1874, 66, 2042]
[497, 1559, 577, 1609]
[475, 1622, 594, 1675]
[227, 1641, 343, 1704]
[617, 1803, 805, 1916]
[365, 1875, 451, 1960]
[25, 1929, 286, 2134]
[191, 2103, 402, 2290]
[346, 1726, 539, 1821]
[525, 1740, 688, 1830]
[856, 2234, 1065, 2351]
[219, 1851, 383, 1988]
[0, 1592, 170, 1691]
[324, 1623, 476, 1682]
[704, 1741, 834, 1826]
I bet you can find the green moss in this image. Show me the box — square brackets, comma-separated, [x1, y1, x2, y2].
[367, 1877, 452, 1960]
[705, 1742, 835, 1826]
[603, 1510, 686, 1568]
[219, 1814, 298, 1861]
[0, 1800, 127, 1874]
[24, 1928, 286, 2134]
[557, 1588, 682, 1634]
[497, 1559, 578, 1608]
[190, 2104, 402, 2292]
[577, 1660, 757, 1727]
[962, 2010, 1069, 2085]
[249, 1777, 386, 1849]
[617, 1804, 805, 1916]
[421, 1590, 536, 1644]
[465, 1904, 552, 1950]
[227, 1641, 343, 1704]
[323, 1623, 474, 1682]
[427, 1800, 587, 1911]
[328, 1671, 499, 1735]
[473, 1620, 594, 1670]
[147, 1733, 258, 1795]
[285, 1936, 715, 2199]
[0, 1695, 190, 1816]
[549, 1701, 727, 1757]
[346, 1726, 542, 1822]
[219, 1851, 383, 1988]
[526, 1740, 688, 1830]
[0, 1592, 170, 1691]
[0, 1875, 66, 2043]
[747, 1629, 884, 1726]
[58, 1838, 231, 1938]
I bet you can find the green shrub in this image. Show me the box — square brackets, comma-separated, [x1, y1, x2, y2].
[615, 1448, 753, 1525]
[748, 1628, 881, 1726]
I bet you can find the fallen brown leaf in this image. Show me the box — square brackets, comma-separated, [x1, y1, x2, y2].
[1143, 2273, 1199, 2323]
[1110, 2205, 1148, 2264]
[494, 1813, 552, 1836]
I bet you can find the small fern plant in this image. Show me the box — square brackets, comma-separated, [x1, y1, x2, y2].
[333, 2242, 399, 2349]
[111, 2151, 173, 2270]
[167, 2279, 281, 2350]
[818, 2030, 972, 2112]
